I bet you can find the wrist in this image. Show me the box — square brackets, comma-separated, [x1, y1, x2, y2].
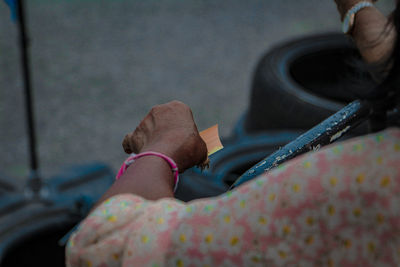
[132, 155, 176, 187]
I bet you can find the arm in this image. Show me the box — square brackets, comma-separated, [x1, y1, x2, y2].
[334, 0, 396, 64]
[95, 100, 207, 205]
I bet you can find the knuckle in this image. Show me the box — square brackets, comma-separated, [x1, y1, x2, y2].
[150, 106, 158, 114]
[171, 100, 188, 110]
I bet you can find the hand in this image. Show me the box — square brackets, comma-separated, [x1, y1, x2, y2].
[334, 0, 395, 65]
[122, 101, 208, 172]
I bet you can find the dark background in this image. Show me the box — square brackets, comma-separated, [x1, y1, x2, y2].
[0, 0, 394, 184]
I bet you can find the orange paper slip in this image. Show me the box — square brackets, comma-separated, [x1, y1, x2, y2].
[199, 124, 224, 156]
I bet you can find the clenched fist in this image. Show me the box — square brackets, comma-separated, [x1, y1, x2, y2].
[122, 101, 208, 172]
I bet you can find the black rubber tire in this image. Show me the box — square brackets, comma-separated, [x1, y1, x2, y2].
[244, 33, 372, 133]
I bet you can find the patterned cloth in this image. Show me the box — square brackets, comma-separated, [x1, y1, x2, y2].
[66, 128, 400, 267]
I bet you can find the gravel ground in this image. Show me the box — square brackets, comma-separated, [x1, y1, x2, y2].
[0, 0, 394, 184]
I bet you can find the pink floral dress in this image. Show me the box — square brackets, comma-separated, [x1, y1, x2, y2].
[66, 128, 400, 266]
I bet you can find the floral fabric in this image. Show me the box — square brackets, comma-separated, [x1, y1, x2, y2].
[66, 128, 400, 266]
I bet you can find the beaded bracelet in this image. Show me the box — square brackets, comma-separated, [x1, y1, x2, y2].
[116, 151, 179, 192]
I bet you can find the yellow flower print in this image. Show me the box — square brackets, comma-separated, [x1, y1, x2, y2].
[356, 173, 365, 184]
[292, 183, 301, 193]
[287, 177, 308, 203]
[395, 143, 400, 151]
[204, 204, 214, 213]
[305, 235, 314, 245]
[224, 214, 231, 223]
[244, 251, 265, 265]
[104, 198, 113, 205]
[297, 209, 319, 231]
[86, 260, 92, 267]
[335, 229, 359, 261]
[119, 201, 129, 211]
[322, 200, 342, 229]
[173, 224, 193, 249]
[256, 180, 264, 187]
[303, 161, 311, 169]
[141, 235, 149, 244]
[249, 212, 271, 236]
[376, 156, 383, 164]
[225, 230, 244, 254]
[353, 143, 363, 151]
[179, 234, 186, 243]
[185, 206, 193, 213]
[199, 231, 218, 253]
[264, 184, 280, 210]
[343, 238, 352, 249]
[269, 193, 276, 202]
[374, 169, 397, 196]
[156, 217, 165, 225]
[349, 168, 372, 192]
[165, 204, 174, 212]
[375, 134, 384, 142]
[346, 198, 366, 225]
[306, 216, 315, 226]
[107, 215, 117, 222]
[221, 227, 245, 254]
[361, 233, 380, 259]
[176, 259, 184, 267]
[134, 203, 143, 210]
[332, 145, 342, 155]
[297, 234, 322, 257]
[251, 255, 261, 263]
[276, 217, 296, 238]
[205, 234, 213, 244]
[267, 242, 293, 265]
[230, 236, 240, 246]
[282, 225, 292, 235]
[327, 204, 336, 216]
[376, 213, 385, 224]
[367, 242, 376, 253]
[352, 207, 362, 218]
[330, 176, 338, 187]
[278, 250, 287, 259]
[68, 239, 75, 248]
[258, 215, 267, 225]
[178, 205, 196, 219]
[380, 176, 391, 188]
[322, 170, 346, 194]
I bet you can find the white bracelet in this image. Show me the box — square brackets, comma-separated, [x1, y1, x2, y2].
[342, 1, 374, 34]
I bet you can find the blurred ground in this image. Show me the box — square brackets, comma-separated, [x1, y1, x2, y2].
[0, 0, 394, 183]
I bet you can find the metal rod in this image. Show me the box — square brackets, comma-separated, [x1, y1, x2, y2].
[231, 100, 372, 189]
[16, 0, 40, 180]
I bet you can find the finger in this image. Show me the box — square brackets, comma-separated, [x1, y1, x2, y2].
[122, 133, 134, 154]
[130, 129, 145, 154]
[197, 136, 208, 165]
[122, 129, 145, 154]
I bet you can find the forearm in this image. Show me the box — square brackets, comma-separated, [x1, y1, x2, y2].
[95, 156, 175, 207]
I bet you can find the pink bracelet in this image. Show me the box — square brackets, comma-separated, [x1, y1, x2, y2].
[116, 151, 180, 192]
